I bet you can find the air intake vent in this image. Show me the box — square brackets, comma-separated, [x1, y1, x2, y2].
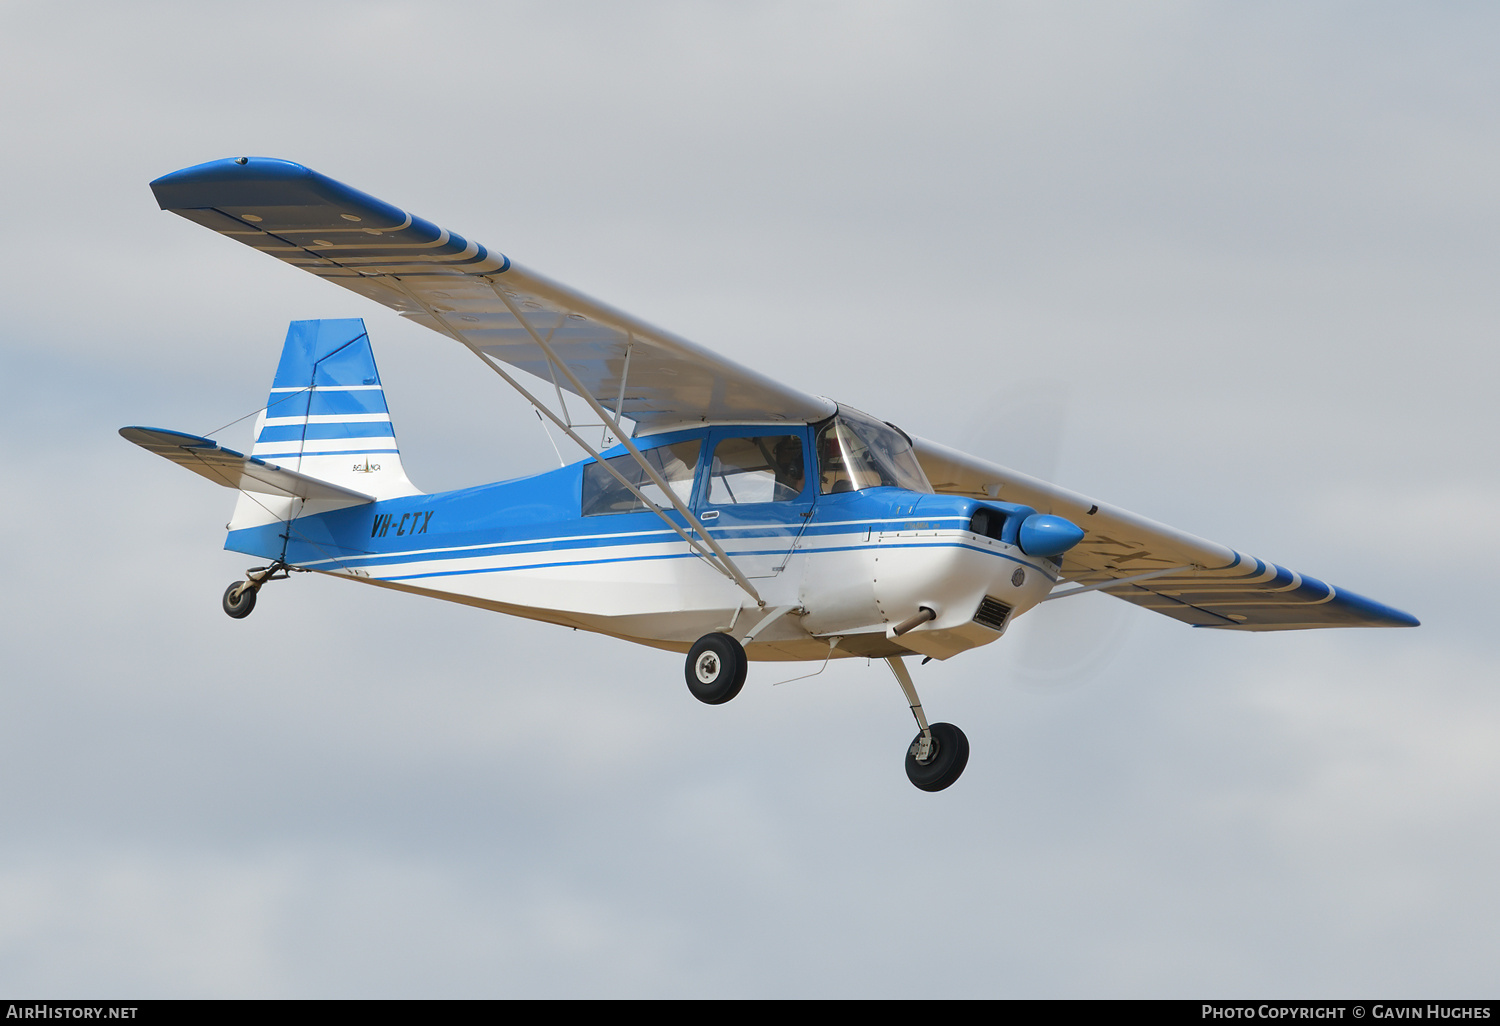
[970, 508, 1007, 541]
[973, 596, 1013, 631]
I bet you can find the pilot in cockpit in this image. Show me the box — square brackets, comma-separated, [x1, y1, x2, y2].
[770, 435, 805, 501]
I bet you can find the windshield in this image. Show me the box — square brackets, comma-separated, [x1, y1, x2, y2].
[815, 407, 932, 495]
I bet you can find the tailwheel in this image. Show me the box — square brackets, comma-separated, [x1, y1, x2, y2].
[220, 560, 302, 619]
[904, 721, 970, 792]
[222, 581, 257, 619]
[685, 633, 748, 705]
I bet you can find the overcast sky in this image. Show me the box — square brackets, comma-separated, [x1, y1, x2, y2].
[2, 0, 1497, 998]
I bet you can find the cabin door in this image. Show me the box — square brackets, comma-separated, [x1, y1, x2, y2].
[694, 427, 816, 579]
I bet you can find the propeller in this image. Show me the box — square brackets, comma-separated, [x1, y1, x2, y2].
[956, 377, 1135, 689]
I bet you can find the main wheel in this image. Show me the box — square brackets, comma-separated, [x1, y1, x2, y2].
[222, 581, 257, 619]
[905, 721, 969, 792]
[685, 633, 748, 705]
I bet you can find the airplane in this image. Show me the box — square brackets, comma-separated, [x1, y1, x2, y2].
[123, 156, 1420, 792]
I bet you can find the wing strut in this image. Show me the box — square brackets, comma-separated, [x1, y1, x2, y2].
[603, 339, 634, 449]
[488, 285, 766, 607]
[379, 277, 764, 606]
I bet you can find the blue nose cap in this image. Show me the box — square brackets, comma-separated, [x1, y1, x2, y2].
[1018, 514, 1085, 557]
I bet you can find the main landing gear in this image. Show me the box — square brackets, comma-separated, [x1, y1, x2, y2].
[887, 656, 969, 792]
[684, 632, 748, 705]
[221, 561, 301, 619]
[680, 634, 967, 792]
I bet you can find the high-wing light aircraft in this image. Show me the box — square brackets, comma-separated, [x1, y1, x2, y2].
[124, 157, 1419, 792]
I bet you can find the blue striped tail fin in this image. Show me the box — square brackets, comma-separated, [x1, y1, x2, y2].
[227, 319, 421, 548]
[248, 319, 419, 500]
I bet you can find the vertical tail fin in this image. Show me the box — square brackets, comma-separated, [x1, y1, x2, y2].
[228, 319, 420, 542]
[250, 319, 419, 499]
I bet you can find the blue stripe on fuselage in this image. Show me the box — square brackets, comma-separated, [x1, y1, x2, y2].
[222, 452, 1045, 580]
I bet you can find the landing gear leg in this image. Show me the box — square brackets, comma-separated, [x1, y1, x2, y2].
[685, 633, 748, 704]
[221, 560, 300, 620]
[886, 656, 969, 792]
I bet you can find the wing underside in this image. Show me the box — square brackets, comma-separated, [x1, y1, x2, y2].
[914, 437, 1417, 630]
[149, 158, 835, 434]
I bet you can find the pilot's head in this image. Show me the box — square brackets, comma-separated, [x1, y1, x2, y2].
[773, 436, 803, 478]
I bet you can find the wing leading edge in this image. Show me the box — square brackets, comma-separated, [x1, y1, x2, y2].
[913, 437, 1418, 631]
[149, 157, 835, 434]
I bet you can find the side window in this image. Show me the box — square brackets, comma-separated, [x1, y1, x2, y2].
[581, 440, 700, 516]
[707, 435, 806, 505]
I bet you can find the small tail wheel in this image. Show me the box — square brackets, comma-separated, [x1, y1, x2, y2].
[685, 633, 748, 704]
[222, 581, 257, 619]
[905, 721, 970, 792]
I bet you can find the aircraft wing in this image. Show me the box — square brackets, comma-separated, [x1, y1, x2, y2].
[120, 427, 374, 505]
[913, 437, 1418, 630]
[149, 158, 836, 434]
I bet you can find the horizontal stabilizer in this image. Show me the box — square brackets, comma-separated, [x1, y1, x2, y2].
[119, 426, 374, 505]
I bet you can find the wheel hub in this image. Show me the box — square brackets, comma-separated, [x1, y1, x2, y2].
[695, 652, 721, 683]
[909, 733, 938, 765]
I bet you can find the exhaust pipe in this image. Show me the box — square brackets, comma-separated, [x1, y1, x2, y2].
[891, 606, 937, 636]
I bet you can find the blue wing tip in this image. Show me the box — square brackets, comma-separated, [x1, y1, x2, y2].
[149, 157, 505, 271]
[149, 157, 312, 207]
[149, 156, 410, 228]
[1333, 586, 1421, 628]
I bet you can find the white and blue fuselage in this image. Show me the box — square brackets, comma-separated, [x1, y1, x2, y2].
[226, 422, 1064, 663]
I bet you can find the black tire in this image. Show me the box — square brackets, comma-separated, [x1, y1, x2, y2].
[905, 722, 970, 792]
[222, 581, 257, 619]
[685, 633, 748, 705]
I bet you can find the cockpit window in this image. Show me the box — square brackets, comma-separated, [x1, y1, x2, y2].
[815, 407, 933, 495]
[707, 434, 806, 504]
